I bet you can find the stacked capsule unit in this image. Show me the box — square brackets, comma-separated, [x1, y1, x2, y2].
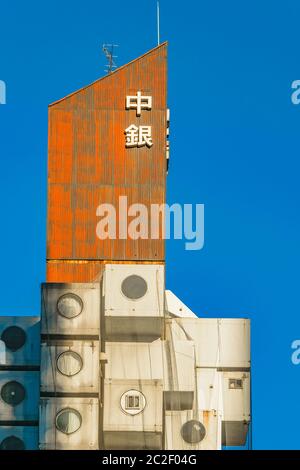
[39, 283, 100, 450]
[102, 263, 165, 450]
[0, 317, 40, 450]
[165, 317, 251, 448]
[100, 263, 251, 450]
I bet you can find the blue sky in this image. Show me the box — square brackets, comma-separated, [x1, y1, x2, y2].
[1, 0, 300, 449]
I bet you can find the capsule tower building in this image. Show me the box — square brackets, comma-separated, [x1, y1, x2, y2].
[0, 43, 251, 450]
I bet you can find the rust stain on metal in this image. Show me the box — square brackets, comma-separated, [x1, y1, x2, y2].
[47, 260, 165, 283]
[47, 43, 167, 282]
[203, 410, 211, 429]
[46, 261, 105, 283]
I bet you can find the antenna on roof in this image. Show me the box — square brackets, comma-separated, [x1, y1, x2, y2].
[102, 44, 119, 74]
[157, 1, 160, 45]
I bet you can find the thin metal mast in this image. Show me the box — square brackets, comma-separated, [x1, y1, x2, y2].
[102, 44, 118, 74]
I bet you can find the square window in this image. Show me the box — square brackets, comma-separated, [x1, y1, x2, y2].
[229, 378, 243, 389]
[125, 395, 140, 410]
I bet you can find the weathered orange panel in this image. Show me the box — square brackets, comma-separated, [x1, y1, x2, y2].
[47, 43, 167, 277]
[46, 261, 105, 283]
[46, 260, 165, 283]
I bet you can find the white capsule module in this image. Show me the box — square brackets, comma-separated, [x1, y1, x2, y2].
[103, 264, 164, 341]
[0, 426, 38, 450]
[40, 340, 99, 394]
[39, 397, 99, 450]
[0, 316, 40, 366]
[41, 283, 100, 336]
[0, 371, 39, 421]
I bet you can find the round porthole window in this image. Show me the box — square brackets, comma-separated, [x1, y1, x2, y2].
[121, 275, 148, 300]
[1, 326, 26, 352]
[56, 408, 82, 435]
[57, 293, 83, 319]
[181, 420, 206, 444]
[56, 351, 83, 377]
[120, 389, 146, 416]
[0, 436, 25, 450]
[1, 381, 25, 406]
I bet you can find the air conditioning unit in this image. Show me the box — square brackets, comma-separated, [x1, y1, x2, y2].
[174, 318, 250, 369]
[165, 410, 220, 450]
[0, 371, 39, 421]
[40, 340, 99, 394]
[103, 378, 163, 450]
[221, 371, 250, 446]
[0, 426, 38, 450]
[103, 264, 164, 341]
[39, 397, 98, 450]
[41, 283, 100, 336]
[0, 316, 40, 366]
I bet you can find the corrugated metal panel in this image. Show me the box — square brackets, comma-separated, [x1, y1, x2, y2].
[46, 260, 164, 283]
[46, 260, 105, 283]
[47, 43, 167, 269]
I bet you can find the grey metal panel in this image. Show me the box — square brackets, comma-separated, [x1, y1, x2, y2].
[0, 317, 40, 366]
[41, 283, 100, 335]
[222, 421, 249, 447]
[105, 317, 163, 342]
[103, 431, 162, 450]
[40, 340, 99, 393]
[163, 392, 194, 411]
[0, 426, 38, 450]
[0, 371, 39, 421]
[39, 397, 98, 450]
